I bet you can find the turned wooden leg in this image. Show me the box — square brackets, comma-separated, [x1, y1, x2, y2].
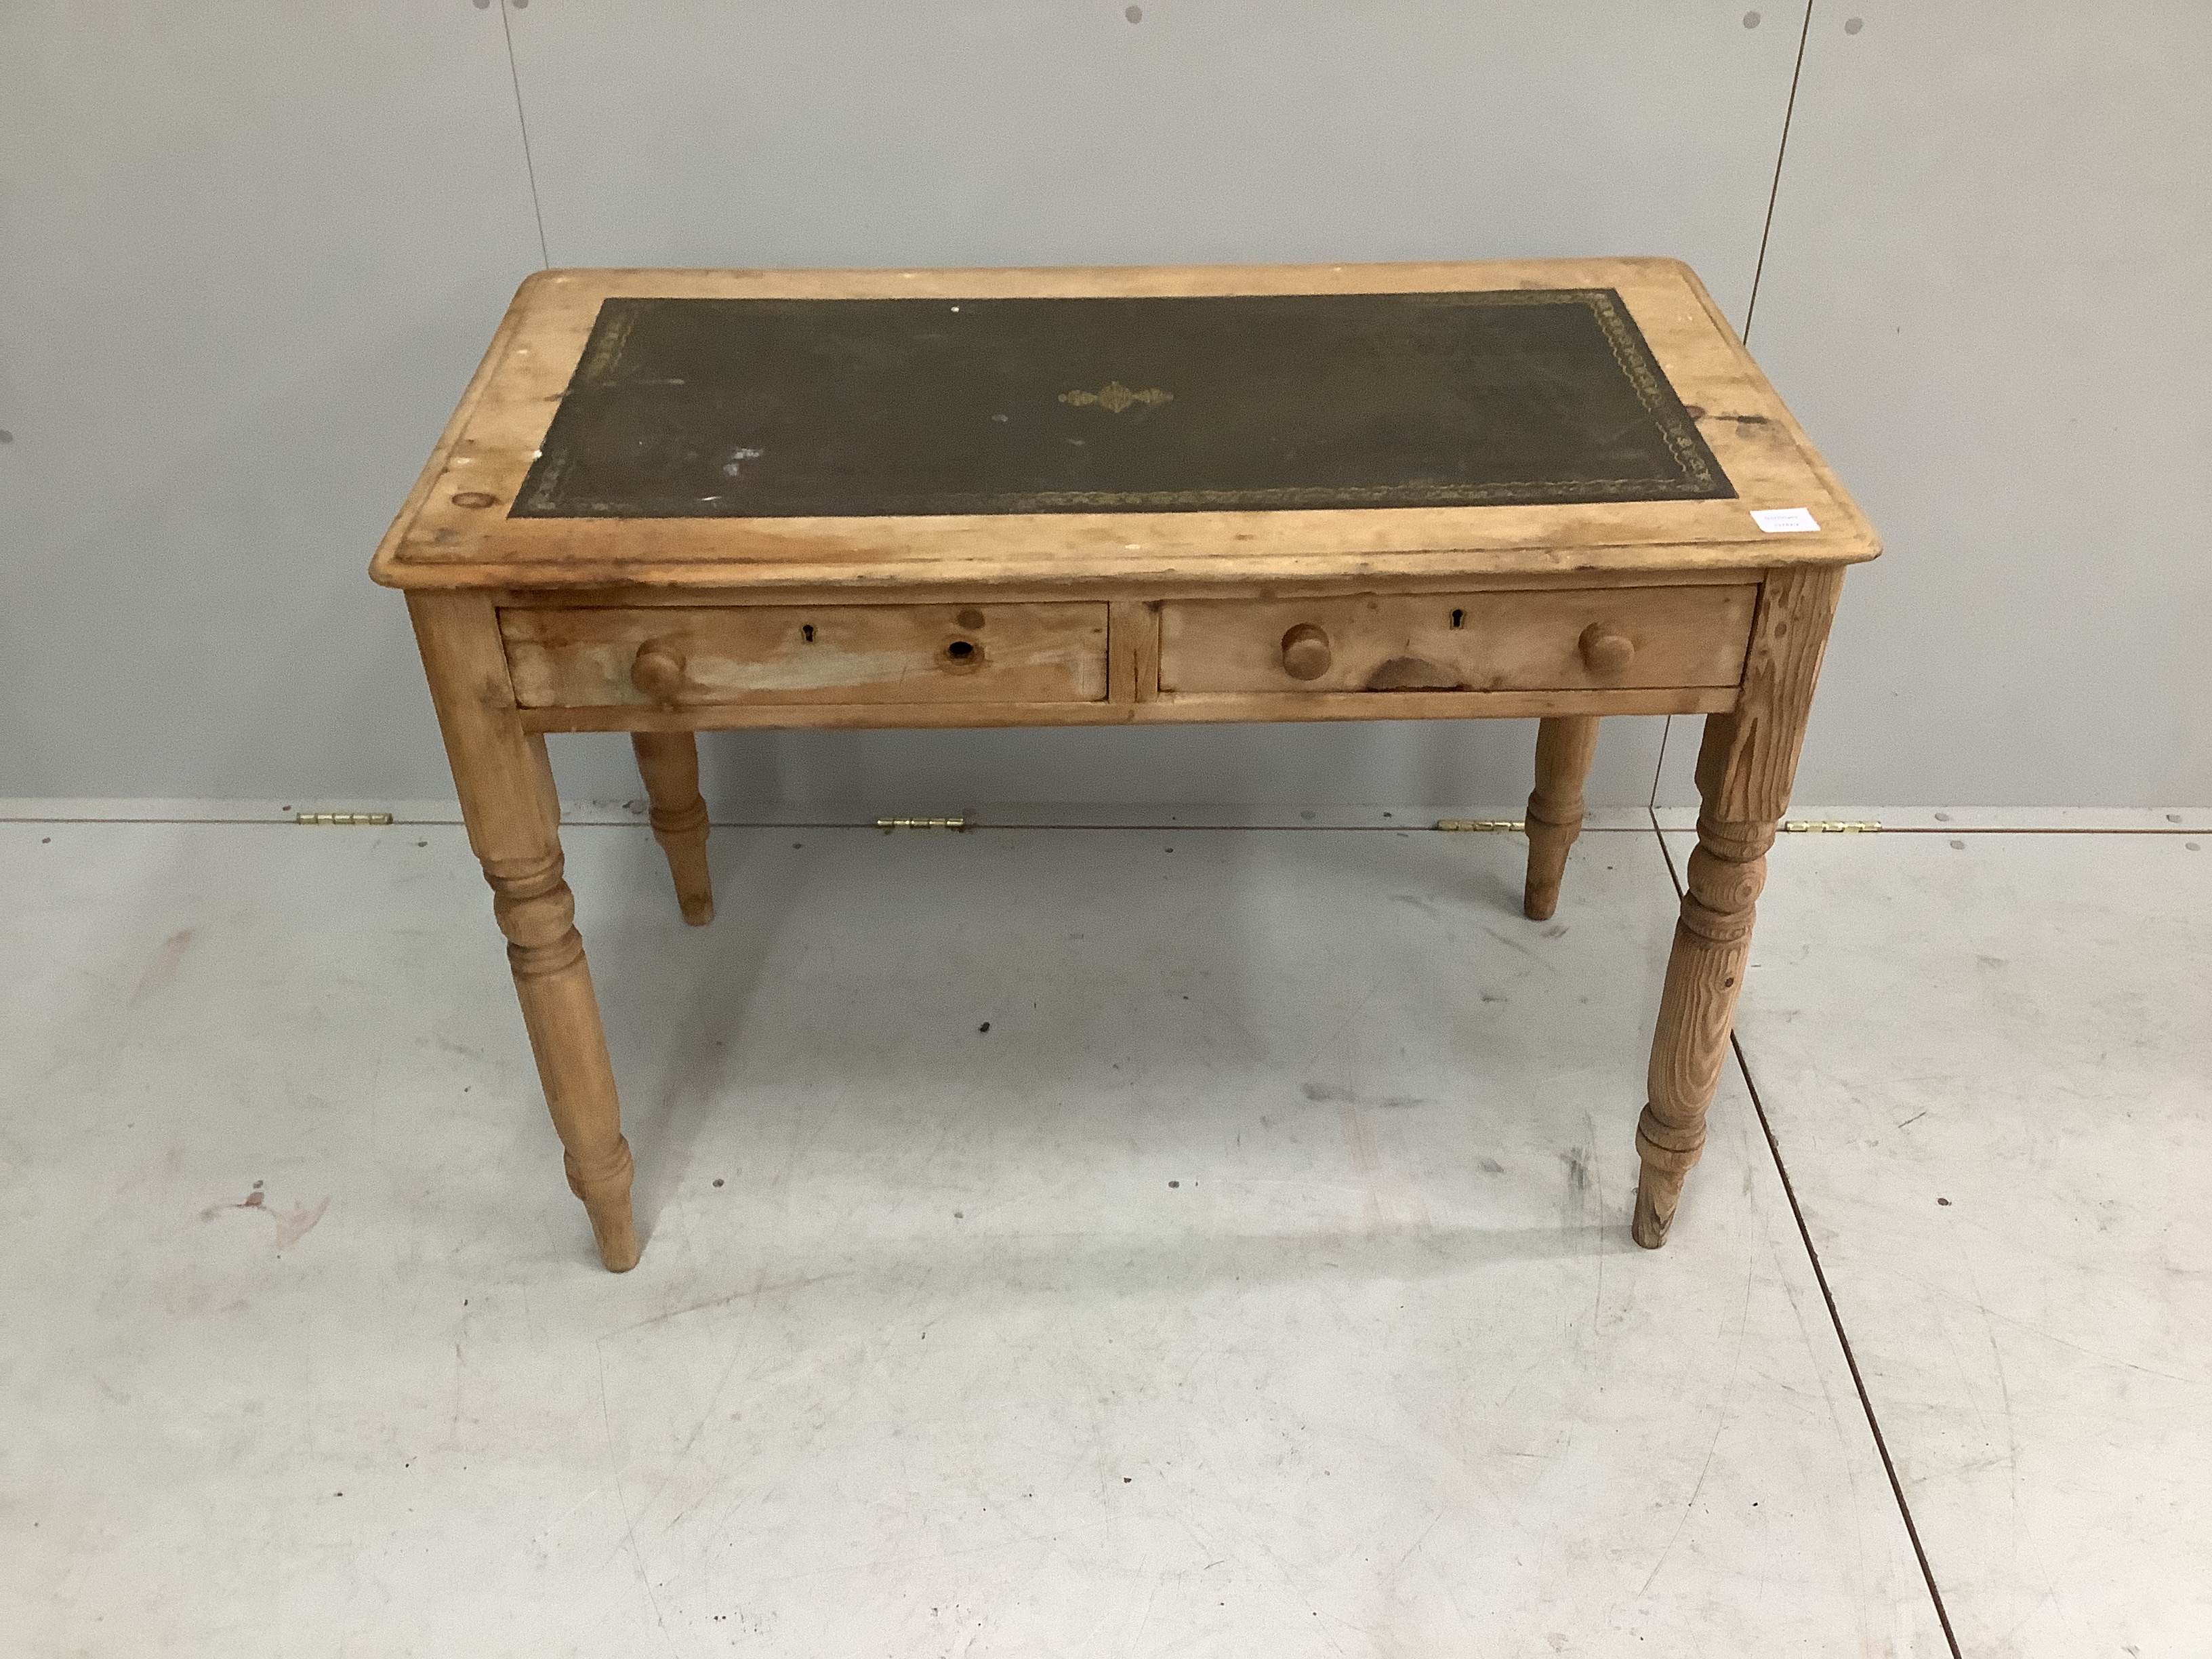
[1633, 566, 1843, 1248]
[1523, 715, 1599, 920]
[409, 594, 642, 1272]
[1634, 806, 1771, 1247]
[631, 732, 714, 926]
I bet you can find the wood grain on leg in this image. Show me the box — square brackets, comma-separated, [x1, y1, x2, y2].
[1634, 565, 1844, 1248]
[631, 732, 714, 925]
[409, 592, 642, 1272]
[1635, 807, 1771, 1247]
[1523, 714, 1599, 920]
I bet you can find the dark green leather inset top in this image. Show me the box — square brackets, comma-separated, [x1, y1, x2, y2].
[514, 289, 1731, 518]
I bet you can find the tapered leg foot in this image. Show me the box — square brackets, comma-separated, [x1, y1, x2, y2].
[1631, 1168, 1681, 1250]
[1632, 1105, 1700, 1248]
[1524, 715, 1599, 920]
[631, 732, 714, 926]
[567, 1141, 641, 1272]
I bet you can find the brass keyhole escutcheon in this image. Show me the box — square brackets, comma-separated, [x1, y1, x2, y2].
[630, 640, 689, 701]
[1280, 623, 1332, 680]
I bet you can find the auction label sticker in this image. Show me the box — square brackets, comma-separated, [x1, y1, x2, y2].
[1751, 507, 1820, 533]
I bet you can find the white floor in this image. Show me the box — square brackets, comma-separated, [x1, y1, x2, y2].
[1676, 827, 2212, 1659]
[0, 813, 2201, 1656]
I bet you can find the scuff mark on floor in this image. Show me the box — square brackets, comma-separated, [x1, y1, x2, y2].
[1339, 1104, 1387, 1235]
[128, 926, 197, 1008]
[199, 1183, 330, 1251]
[1335, 1101, 1433, 1234]
[1479, 922, 1555, 968]
[1303, 1081, 1427, 1111]
[274, 1196, 330, 1250]
[1559, 1148, 1591, 1195]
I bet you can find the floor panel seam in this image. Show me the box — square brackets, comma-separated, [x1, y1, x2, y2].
[1734, 1036, 1963, 1657]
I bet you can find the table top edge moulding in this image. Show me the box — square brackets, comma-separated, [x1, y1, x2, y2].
[369, 258, 1879, 595]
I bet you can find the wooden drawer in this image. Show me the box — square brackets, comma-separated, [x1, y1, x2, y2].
[1158, 585, 1757, 695]
[501, 603, 1109, 708]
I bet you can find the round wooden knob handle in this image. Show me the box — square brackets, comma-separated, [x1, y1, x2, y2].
[1281, 623, 1332, 680]
[1578, 623, 1635, 674]
[630, 640, 689, 701]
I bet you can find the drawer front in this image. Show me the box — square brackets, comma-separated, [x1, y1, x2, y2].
[502, 604, 1109, 708]
[1158, 586, 1757, 695]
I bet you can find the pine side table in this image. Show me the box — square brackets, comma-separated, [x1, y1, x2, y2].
[370, 259, 1877, 1273]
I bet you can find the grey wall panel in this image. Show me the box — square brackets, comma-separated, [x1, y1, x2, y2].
[0, 3, 545, 798]
[510, 0, 1799, 307]
[1740, 1, 2212, 807]
[16, 5, 2201, 811]
[506, 0, 1805, 812]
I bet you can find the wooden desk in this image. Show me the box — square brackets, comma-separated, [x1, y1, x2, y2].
[371, 260, 1877, 1273]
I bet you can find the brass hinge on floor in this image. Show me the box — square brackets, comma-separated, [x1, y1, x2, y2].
[1782, 819, 1881, 834]
[876, 816, 968, 832]
[295, 811, 393, 826]
[1435, 819, 1525, 832]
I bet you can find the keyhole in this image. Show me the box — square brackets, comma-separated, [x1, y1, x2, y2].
[947, 640, 976, 661]
[1450, 609, 1466, 629]
[801, 623, 815, 642]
